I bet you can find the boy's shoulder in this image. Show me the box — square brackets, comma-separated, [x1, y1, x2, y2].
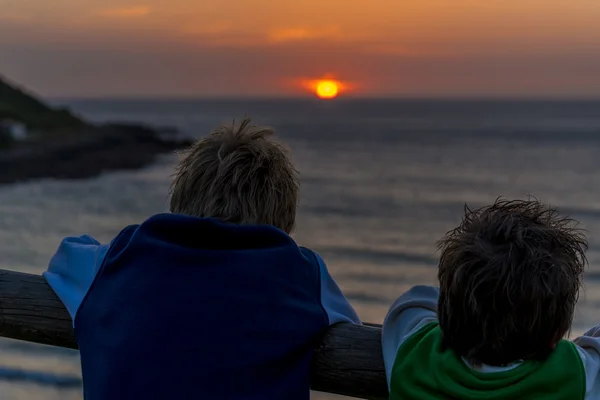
[297, 246, 321, 262]
[301, 248, 361, 326]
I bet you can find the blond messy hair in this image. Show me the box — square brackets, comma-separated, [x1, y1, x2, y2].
[169, 118, 298, 233]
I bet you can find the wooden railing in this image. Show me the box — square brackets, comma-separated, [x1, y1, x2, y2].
[0, 269, 388, 399]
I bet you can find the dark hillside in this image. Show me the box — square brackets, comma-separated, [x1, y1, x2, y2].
[0, 76, 85, 131]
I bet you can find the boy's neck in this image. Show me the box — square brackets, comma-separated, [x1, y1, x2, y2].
[464, 357, 523, 371]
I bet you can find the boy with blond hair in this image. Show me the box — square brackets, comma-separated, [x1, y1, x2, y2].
[44, 118, 360, 400]
[382, 198, 600, 399]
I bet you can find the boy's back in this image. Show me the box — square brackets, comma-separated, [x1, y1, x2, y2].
[382, 199, 597, 399]
[43, 119, 360, 399]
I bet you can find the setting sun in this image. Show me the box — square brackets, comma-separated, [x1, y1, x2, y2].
[316, 81, 339, 99]
[315, 80, 339, 99]
[299, 77, 350, 98]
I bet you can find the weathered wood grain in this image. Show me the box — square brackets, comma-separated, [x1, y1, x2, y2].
[0, 269, 388, 399]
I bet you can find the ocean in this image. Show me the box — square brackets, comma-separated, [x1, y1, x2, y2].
[1, 98, 600, 399]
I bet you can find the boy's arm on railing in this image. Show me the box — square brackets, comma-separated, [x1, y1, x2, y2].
[573, 325, 600, 399]
[313, 250, 361, 325]
[381, 285, 439, 387]
[0, 269, 388, 400]
[42, 235, 110, 321]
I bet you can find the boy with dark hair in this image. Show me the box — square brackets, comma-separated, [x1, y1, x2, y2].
[44, 118, 360, 400]
[382, 198, 600, 399]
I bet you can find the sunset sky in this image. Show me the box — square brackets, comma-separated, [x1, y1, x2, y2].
[2, 0, 600, 97]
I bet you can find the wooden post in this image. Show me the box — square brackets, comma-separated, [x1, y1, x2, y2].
[0, 269, 388, 400]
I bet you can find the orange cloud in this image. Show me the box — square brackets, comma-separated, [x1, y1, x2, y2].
[178, 24, 262, 47]
[96, 6, 150, 18]
[267, 27, 343, 43]
[365, 44, 458, 58]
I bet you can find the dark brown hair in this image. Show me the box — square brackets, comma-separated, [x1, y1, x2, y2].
[170, 118, 298, 233]
[437, 198, 587, 365]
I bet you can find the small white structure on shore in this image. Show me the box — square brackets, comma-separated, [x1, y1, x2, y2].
[0, 119, 28, 141]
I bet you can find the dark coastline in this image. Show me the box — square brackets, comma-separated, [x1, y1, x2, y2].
[0, 124, 193, 185]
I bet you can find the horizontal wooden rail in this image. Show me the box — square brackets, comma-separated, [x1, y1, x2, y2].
[0, 269, 388, 399]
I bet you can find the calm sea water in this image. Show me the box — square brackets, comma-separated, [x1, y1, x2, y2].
[1, 98, 600, 399]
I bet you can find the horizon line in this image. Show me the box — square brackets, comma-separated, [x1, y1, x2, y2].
[49, 94, 600, 102]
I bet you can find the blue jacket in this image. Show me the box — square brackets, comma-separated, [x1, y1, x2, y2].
[44, 214, 360, 400]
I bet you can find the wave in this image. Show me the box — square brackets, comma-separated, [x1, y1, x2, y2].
[335, 272, 417, 285]
[305, 201, 600, 220]
[0, 338, 78, 357]
[0, 366, 82, 388]
[553, 206, 600, 222]
[301, 201, 474, 221]
[314, 246, 438, 266]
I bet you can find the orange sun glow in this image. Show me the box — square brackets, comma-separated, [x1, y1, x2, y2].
[315, 80, 340, 99]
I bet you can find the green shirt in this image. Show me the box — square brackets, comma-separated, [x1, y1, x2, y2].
[390, 322, 586, 399]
